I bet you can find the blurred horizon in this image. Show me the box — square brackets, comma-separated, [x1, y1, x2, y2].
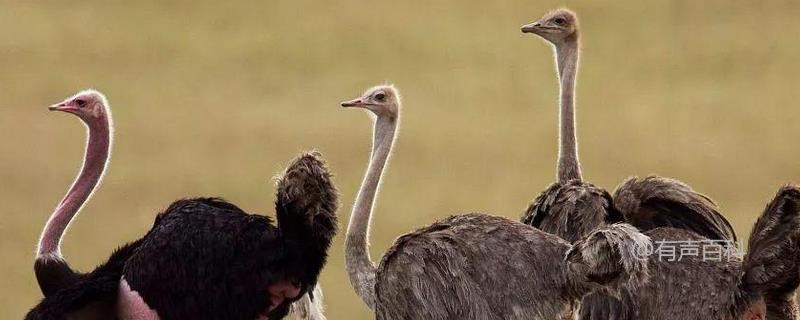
[2, 0, 799, 318]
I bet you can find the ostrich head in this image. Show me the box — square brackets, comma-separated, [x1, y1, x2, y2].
[49, 90, 110, 125]
[340, 85, 400, 119]
[521, 8, 579, 45]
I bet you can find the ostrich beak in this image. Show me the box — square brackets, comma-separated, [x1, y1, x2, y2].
[340, 98, 364, 107]
[48, 102, 77, 113]
[521, 22, 541, 33]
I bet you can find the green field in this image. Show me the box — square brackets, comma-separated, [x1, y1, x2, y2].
[2, 0, 799, 318]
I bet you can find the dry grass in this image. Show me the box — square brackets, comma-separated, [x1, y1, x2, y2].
[1, 0, 799, 318]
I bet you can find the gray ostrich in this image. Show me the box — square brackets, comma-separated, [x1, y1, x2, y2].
[613, 186, 800, 320]
[341, 85, 653, 319]
[520, 9, 738, 319]
[518, 8, 621, 244]
[519, 8, 736, 244]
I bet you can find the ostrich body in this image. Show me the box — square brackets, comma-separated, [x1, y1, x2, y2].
[519, 9, 736, 243]
[607, 186, 800, 320]
[342, 85, 652, 319]
[26, 90, 338, 320]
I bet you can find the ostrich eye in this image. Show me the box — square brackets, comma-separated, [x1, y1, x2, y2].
[554, 18, 566, 25]
[74, 99, 87, 107]
[374, 92, 386, 102]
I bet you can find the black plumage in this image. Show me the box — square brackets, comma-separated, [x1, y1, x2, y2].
[27, 241, 142, 320]
[27, 152, 338, 320]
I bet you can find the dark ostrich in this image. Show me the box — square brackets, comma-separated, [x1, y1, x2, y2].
[26, 90, 338, 320]
[341, 85, 653, 319]
[519, 8, 736, 244]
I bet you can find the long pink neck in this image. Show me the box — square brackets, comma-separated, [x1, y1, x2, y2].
[37, 118, 111, 258]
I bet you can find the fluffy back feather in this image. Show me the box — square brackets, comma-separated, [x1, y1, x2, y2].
[566, 223, 652, 294]
[275, 152, 339, 291]
[613, 176, 737, 242]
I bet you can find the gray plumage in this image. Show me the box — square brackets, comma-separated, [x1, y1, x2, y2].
[375, 215, 651, 320]
[522, 176, 736, 244]
[521, 9, 740, 320]
[613, 176, 737, 242]
[522, 180, 622, 243]
[588, 186, 800, 320]
[341, 85, 651, 319]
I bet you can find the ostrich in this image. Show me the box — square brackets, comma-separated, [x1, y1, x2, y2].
[607, 186, 800, 320]
[26, 90, 338, 320]
[342, 85, 653, 319]
[522, 9, 780, 319]
[517, 8, 624, 244]
[519, 8, 736, 244]
[520, 9, 737, 319]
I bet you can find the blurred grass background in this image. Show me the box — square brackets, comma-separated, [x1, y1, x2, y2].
[1, 0, 799, 318]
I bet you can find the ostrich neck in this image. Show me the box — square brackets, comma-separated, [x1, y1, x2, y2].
[38, 120, 111, 258]
[344, 114, 397, 308]
[555, 37, 582, 183]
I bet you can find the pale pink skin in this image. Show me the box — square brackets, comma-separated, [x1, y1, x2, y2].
[38, 91, 112, 259]
[118, 279, 159, 320]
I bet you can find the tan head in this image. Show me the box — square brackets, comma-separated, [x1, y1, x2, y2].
[521, 8, 579, 45]
[49, 90, 110, 125]
[340, 85, 400, 119]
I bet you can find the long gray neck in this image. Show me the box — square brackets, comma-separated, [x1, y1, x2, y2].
[37, 119, 111, 258]
[555, 35, 582, 183]
[345, 114, 397, 309]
